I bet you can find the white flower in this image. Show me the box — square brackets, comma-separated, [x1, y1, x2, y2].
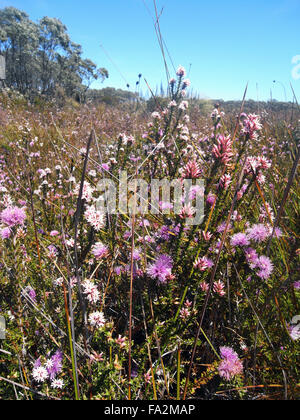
[74, 181, 94, 202]
[45, 359, 54, 369]
[82, 280, 100, 305]
[89, 311, 106, 328]
[84, 205, 105, 232]
[32, 366, 49, 383]
[88, 170, 97, 177]
[151, 112, 161, 120]
[179, 101, 189, 111]
[51, 379, 64, 389]
[168, 100, 177, 109]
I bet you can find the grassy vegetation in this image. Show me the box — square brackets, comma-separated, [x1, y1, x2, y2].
[0, 75, 299, 400]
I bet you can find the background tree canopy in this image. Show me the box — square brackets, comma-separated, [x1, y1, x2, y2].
[0, 7, 108, 99]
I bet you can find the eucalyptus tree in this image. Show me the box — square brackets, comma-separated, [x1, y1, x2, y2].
[0, 7, 39, 93]
[0, 6, 108, 99]
[38, 16, 71, 95]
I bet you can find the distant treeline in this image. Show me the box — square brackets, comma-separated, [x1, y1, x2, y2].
[87, 88, 138, 106]
[0, 7, 108, 99]
[83, 90, 295, 117]
[214, 99, 296, 114]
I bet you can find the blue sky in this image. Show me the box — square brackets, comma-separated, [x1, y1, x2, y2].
[1, 0, 300, 101]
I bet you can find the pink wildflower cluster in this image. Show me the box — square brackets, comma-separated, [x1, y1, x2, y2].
[179, 300, 192, 321]
[212, 135, 234, 166]
[74, 181, 94, 202]
[246, 223, 269, 243]
[218, 174, 232, 190]
[245, 156, 271, 176]
[241, 114, 262, 140]
[218, 347, 243, 381]
[32, 350, 63, 389]
[84, 205, 106, 231]
[244, 249, 274, 279]
[92, 242, 109, 259]
[211, 107, 224, 124]
[231, 232, 250, 248]
[213, 280, 226, 297]
[181, 160, 202, 179]
[0, 226, 11, 239]
[82, 280, 100, 304]
[232, 222, 279, 248]
[147, 254, 173, 284]
[194, 256, 214, 271]
[0, 206, 26, 227]
[256, 255, 274, 280]
[176, 66, 186, 77]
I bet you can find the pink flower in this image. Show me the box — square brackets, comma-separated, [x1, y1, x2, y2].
[182, 160, 202, 179]
[90, 352, 104, 364]
[200, 282, 209, 293]
[245, 248, 259, 269]
[32, 366, 49, 383]
[219, 174, 232, 190]
[213, 280, 226, 297]
[293, 281, 300, 291]
[92, 242, 109, 259]
[247, 224, 269, 243]
[179, 100, 189, 111]
[202, 230, 213, 242]
[246, 156, 271, 175]
[207, 193, 216, 207]
[241, 114, 262, 140]
[217, 221, 232, 233]
[47, 245, 58, 259]
[180, 307, 191, 321]
[1, 206, 26, 227]
[176, 66, 186, 77]
[147, 254, 173, 284]
[102, 163, 110, 172]
[74, 181, 94, 202]
[212, 134, 233, 166]
[231, 232, 250, 248]
[116, 335, 127, 348]
[180, 204, 195, 219]
[168, 100, 177, 109]
[256, 255, 273, 280]
[0, 227, 11, 239]
[51, 379, 64, 389]
[194, 256, 214, 271]
[84, 205, 106, 231]
[218, 346, 243, 381]
[182, 79, 191, 89]
[144, 372, 152, 384]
